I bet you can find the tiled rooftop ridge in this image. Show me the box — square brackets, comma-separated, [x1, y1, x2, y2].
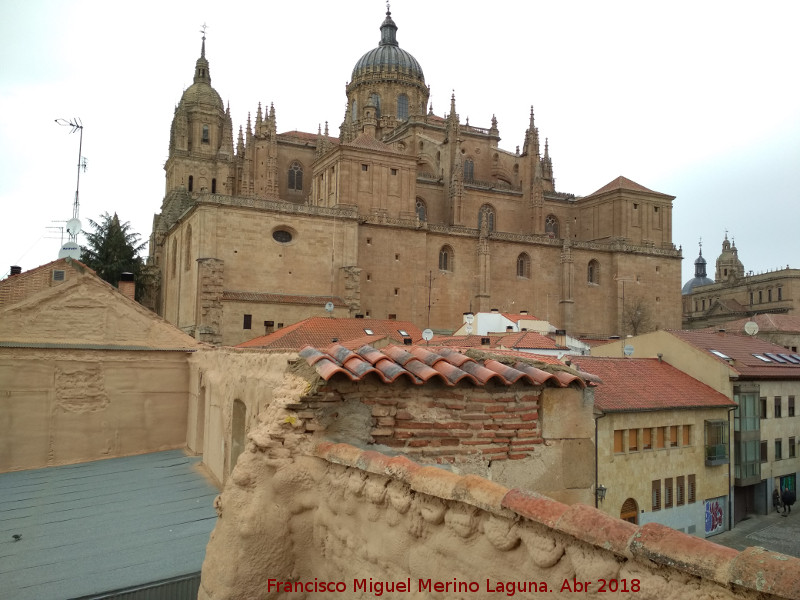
[299, 343, 585, 387]
[314, 441, 800, 599]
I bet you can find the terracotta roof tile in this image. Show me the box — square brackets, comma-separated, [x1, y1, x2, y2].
[300, 344, 583, 388]
[314, 441, 800, 599]
[667, 329, 800, 379]
[238, 316, 422, 350]
[429, 333, 559, 350]
[584, 175, 672, 198]
[704, 313, 800, 335]
[572, 356, 736, 411]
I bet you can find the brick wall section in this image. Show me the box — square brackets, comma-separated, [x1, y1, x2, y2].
[0, 258, 83, 307]
[295, 379, 543, 464]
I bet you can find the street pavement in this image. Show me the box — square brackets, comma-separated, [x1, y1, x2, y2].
[711, 507, 800, 558]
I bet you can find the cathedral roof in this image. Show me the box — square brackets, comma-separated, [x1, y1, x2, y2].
[584, 176, 672, 199]
[351, 8, 425, 83]
[344, 132, 399, 153]
[681, 275, 715, 295]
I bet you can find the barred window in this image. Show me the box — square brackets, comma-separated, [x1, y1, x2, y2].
[652, 480, 661, 511]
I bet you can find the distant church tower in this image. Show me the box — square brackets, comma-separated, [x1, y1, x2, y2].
[715, 233, 744, 282]
[340, 6, 430, 141]
[164, 30, 234, 197]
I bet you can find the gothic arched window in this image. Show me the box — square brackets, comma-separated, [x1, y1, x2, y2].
[397, 94, 409, 120]
[588, 259, 600, 284]
[439, 245, 454, 272]
[517, 253, 531, 279]
[415, 198, 427, 222]
[288, 161, 303, 192]
[464, 158, 475, 181]
[545, 214, 559, 238]
[188, 175, 193, 192]
[478, 204, 496, 233]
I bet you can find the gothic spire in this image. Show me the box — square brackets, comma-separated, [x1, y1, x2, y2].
[380, 2, 399, 47]
[193, 25, 211, 84]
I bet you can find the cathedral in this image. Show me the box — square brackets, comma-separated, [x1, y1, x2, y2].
[682, 235, 800, 329]
[149, 8, 683, 346]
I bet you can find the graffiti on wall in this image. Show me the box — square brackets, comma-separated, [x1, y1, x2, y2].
[705, 497, 725, 535]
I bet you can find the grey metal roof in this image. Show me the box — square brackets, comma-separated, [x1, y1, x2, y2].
[351, 9, 424, 82]
[0, 450, 219, 600]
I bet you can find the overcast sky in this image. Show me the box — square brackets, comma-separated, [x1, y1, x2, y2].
[1, 0, 798, 286]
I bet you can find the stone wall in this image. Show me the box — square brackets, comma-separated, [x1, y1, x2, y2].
[199, 441, 800, 599]
[0, 348, 190, 472]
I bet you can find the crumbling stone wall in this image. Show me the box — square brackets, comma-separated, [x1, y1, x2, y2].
[199, 441, 800, 599]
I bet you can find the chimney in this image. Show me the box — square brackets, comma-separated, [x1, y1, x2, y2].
[10, 265, 21, 276]
[554, 329, 567, 348]
[481, 336, 490, 345]
[118, 272, 135, 301]
[506, 326, 513, 332]
[490, 308, 499, 314]
[264, 320, 275, 335]
[520, 310, 528, 316]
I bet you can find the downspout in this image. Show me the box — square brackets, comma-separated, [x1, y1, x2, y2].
[727, 405, 737, 531]
[595, 410, 607, 509]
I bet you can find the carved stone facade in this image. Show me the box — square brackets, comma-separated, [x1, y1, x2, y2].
[150, 9, 682, 346]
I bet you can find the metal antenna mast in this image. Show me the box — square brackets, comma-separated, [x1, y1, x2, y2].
[55, 117, 86, 243]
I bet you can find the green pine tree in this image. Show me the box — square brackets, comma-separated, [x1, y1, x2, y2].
[80, 213, 147, 297]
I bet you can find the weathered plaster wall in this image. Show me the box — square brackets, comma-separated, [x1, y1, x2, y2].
[189, 349, 595, 501]
[0, 348, 190, 472]
[199, 441, 800, 600]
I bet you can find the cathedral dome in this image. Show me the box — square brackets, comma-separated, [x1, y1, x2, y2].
[178, 38, 224, 111]
[351, 9, 425, 83]
[682, 246, 714, 294]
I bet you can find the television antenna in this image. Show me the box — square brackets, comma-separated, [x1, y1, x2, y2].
[55, 117, 86, 259]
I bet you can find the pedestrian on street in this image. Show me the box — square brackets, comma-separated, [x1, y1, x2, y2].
[773, 488, 783, 512]
[781, 487, 796, 515]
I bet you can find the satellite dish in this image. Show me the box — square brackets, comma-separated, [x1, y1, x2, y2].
[324, 301, 334, 314]
[66, 218, 82, 236]
[464, 313, 475, 325]
[623, 344, 635, 357]
[744, 321, 759, 336]
[58, 241, 81, 260]
[422, 328, 433, 341]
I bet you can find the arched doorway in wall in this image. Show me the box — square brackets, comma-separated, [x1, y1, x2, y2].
[231, 399, 247, 472]
[620, 498, 638, 524]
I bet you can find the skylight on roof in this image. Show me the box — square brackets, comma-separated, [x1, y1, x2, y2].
[764, 352, 787, 363]
[397, 329, 409, 337]
[753, 354, 772, 362]
[778, 353, 800, 364]
[709, 349, 731, 360]
[364, 329, 374, 335]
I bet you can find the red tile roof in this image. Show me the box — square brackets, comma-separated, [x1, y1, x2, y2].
[237, 317, 422, 350]
[584, 176, 672, 199]
[429, 332, 559, 350]
[500, 312, 540, 322]
[667, 329, 800, 379]
[0, 257, 93, 307]
[344, 132, 399, 153]
[299, 343, 585, 388]
[704, 313, 800, 335]
[222, 290, 347, 307]
[572, 356, 736, 412]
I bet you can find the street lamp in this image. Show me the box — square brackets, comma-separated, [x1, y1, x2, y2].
[596, 484, 607, 503]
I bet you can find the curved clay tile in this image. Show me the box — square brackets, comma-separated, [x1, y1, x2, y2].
[326, 343, 359, 365]
[552, 370, 586, 389]
[483, 359, 532, 384]
[314, 357, 360, 381]
[299, 346, 329, 366]
[374, 358, 420, 384]
[383, 345, 417, 366]
[458, 360, 509, 385]
[513, 362, 560, 386]
[432, 360, 479, 385]
[433, 347, 474, 368]
[355, 345, 387, 365]
[342, 356, 381, 379]
[402, 358, 449, 384]
[409, 346, 446, 366]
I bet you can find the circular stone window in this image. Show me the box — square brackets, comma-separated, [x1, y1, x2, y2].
[272, 229, 293, 244]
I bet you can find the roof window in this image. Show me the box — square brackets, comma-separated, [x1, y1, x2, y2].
[364, 329, 374, 335]
[753, 354, 772, 362]
[709, 350, 731, 360]
[764, 352, 787, 363]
